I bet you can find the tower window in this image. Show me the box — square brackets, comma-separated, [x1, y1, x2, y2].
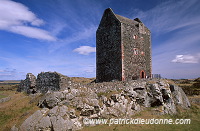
[133, 35, 138, 39]
[133, 48, 139, 55]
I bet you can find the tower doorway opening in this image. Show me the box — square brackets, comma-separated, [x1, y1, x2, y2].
[140, 70, 145, 79]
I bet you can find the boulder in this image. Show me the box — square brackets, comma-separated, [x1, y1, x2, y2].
[38, 91, 68, 108]
[50, 115, 69, 131]
[20, 110, 44, 131]
[170, 84, 191, 108]
[35, 116, 51, 131]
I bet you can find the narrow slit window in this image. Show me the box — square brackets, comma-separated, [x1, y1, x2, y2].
[133, 35, 137, 39]
[133, 48, 139, 55]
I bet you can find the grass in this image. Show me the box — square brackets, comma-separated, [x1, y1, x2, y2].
[0, 112, 12, 126]
[0, 94, 7, 99]
[171, 78, 200, 96]
[0, 80, 20, 84]
[97, 90, 123, 98]
[0, 89, 39, 131]
[70, 77, 95, 84]
[0, 83, 19, 91]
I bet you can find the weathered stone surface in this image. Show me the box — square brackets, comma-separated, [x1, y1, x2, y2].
[19, 105, 82, 131]
[36, 72, 70, 93]
[48, 106, 59, 117]
[38, 92, 61, 108]
[50, 115, 68, 131]
[18, 72, 73, 94]
[96, 8, 151, 82]
[170, 84, 191, 108]
[11, 125, 18, 131]
[18, 73, 36, 94]
[35, 116, 51, 131]
[20, 110, 43, 131]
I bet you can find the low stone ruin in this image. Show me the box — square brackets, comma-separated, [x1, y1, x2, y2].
[36, 72, 71, 93]
[17, 73, 36, 94]
[15, 72, 191, 131]
[18, 72, 71, 94]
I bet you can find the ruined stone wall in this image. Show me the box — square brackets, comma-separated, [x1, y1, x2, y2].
[96, 9, 122, 82]
[18, 72, 72, 94]
[36, 72, 70, 93]
[18, 73, 36, 94]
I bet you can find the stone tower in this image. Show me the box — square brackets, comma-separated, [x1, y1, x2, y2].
[96, 8, 152, 82]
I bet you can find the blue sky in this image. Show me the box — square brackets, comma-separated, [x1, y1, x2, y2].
[0, 0, 200, 80]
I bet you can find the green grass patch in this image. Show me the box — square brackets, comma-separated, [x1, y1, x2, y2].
[0, 90, 39, 131]
[0, 94, 7, 99]
[19, 106, 33, 113]
[0, 112, 12, 126]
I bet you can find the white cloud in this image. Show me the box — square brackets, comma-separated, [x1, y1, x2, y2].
[73, 46, 96, 55]
[10, 26, 56, 41]
[171, 54, 200, 63]
[0, 0, 56, 41]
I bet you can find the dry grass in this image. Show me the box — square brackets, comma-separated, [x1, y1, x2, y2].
[70, 77, 95, 84]
[0, 89, 40, 131]
[0, 93, 7, 99]
[97, 90, 123, 99]
[0, 80, 20, 84]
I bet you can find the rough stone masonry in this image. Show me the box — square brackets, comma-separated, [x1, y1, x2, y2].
[96, 8, 152, 82]
[18, 72, 72, 94]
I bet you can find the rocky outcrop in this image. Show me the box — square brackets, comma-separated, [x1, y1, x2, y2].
[19, 106, 82, 131]
[18, 73, 36, 94]
[16, 78, 191, 130]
